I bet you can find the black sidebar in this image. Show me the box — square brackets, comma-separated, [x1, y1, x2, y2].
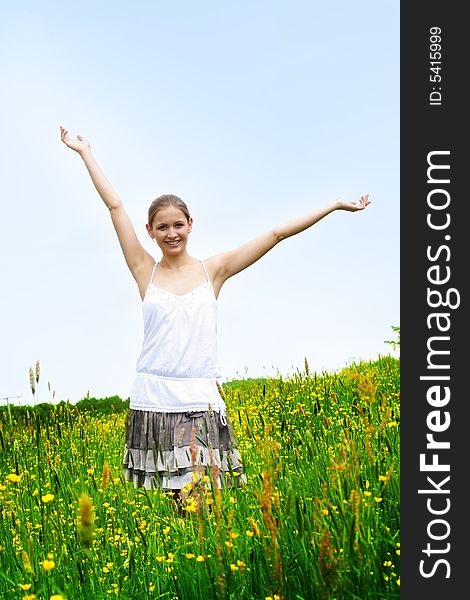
[400, 3, 467, 599]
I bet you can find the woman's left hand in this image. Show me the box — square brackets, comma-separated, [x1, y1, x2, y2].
[336, 195, 371, 212]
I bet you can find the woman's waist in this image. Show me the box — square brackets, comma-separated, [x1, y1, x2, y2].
[130, 371, 227, 418]
[131, 372, 225, 402]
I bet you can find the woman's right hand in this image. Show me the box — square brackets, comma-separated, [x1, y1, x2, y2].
[60, 126, 90, 154]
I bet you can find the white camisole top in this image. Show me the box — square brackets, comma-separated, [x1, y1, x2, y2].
[129, 260, 227, 420]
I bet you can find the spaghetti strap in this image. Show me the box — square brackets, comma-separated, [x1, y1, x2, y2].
[149, 261, 159, 286]
[200, 260, 210, 283]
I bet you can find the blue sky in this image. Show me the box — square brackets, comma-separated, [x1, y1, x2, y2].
[0, 1, 399, 405]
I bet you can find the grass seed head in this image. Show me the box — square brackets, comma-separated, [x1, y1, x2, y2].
[22, 550, 34, 575]
[29, 368, 35, 395]
[79, 492, 95, 548]
[101, 462, 112, 489]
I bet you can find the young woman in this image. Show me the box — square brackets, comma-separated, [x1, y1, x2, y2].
[60, 126, 370, 499]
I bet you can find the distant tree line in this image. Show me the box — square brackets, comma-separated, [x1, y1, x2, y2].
[0, 395, 130, 424]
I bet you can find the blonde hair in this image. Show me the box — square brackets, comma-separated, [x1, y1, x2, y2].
[148, 194, 191, 227]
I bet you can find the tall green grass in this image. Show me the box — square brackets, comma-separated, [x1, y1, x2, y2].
[0, 355, 399, 600]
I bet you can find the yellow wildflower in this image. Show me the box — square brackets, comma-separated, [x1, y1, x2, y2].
[248, 517, 259, 536]
[230, 563, 238, 571]
[18, 584, 32, 591]
[6, 473, 22, 483]
[374, 497, 383, 503]
[42, 494, 54, 503]
[185, 553, 195, 559]
[50, 595, 65, 600]
[41, 559, 55, 571]
[23, 595, 36, 600]
[196, 555, 205, 562]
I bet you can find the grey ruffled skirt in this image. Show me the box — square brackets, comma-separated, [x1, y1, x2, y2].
[122, 409, 245, 490]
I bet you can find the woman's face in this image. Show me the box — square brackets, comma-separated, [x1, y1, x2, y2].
[147, 205, 192, 255]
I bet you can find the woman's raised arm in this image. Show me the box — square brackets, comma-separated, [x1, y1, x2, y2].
[60, 127, 151, 279]
[208, 196, 370, 295]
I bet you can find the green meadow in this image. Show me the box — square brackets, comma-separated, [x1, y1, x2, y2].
[0, 354, 399, 600]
